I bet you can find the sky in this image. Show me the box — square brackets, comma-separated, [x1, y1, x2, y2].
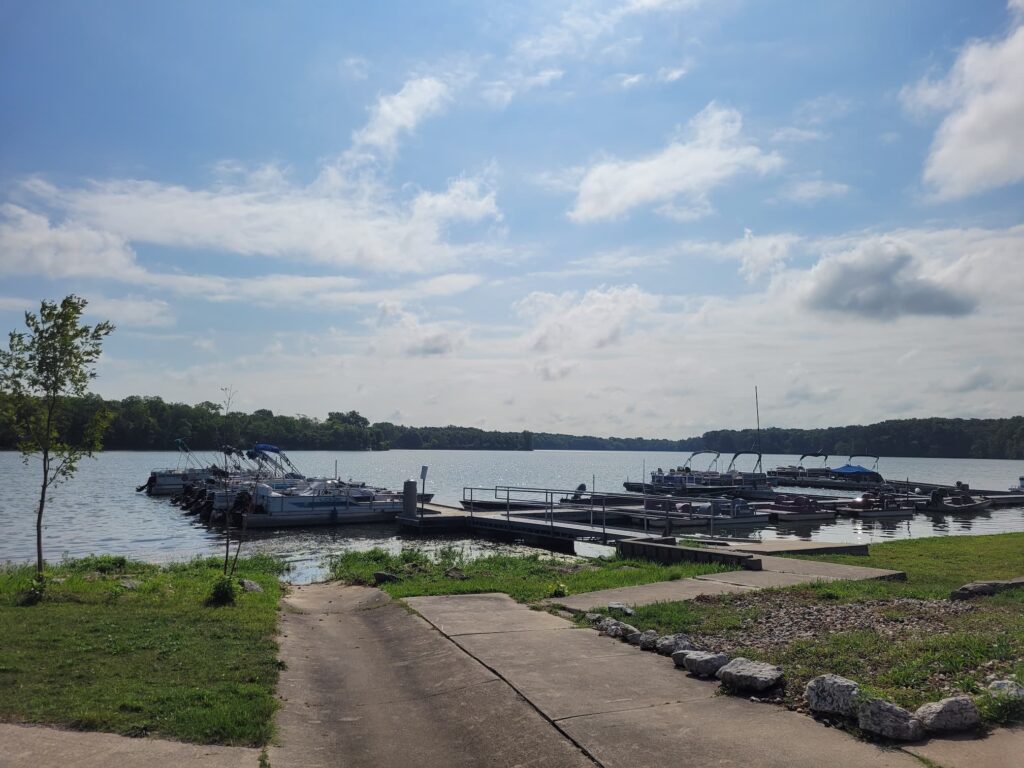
[1, 0, 1023, 438]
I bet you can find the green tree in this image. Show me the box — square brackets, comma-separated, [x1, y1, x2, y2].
[0, 296, 114, 578]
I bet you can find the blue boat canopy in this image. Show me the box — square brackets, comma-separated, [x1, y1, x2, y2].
[831, 463, 883, 481]
[832, 464, 872, 474]
[253, 443, 281, 453]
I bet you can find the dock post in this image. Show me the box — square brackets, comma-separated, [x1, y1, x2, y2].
[403, 480, 418, 520]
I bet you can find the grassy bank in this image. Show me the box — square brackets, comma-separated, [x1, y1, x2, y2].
[0, 555, 283, 745]
[328, 546, 736, 603]
[616, 533, 1024, 725]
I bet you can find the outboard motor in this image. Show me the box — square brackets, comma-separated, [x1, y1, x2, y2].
[136, 474, 156, 494]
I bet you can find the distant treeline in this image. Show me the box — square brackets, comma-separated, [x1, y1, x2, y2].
[1, 394, 1022, 459]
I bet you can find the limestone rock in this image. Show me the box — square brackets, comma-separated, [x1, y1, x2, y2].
[950, 582, 999, 600]
[656, 633, 696, 656]
[444, 567, 468, 580]
[988, 679, 1024, 699]
[625, 630, 642, 645]
[372, 571, 398, 585]
[607, 601, 634, 616]
[682, 651, 729, 678]
[716, 657, 784, 692]
[584, 612, 604, 624]
[671, 649, 692, 668]
[914, 696, 981, 733]
[950, 577, 1024, 600]
[118, 579, 142, 590]
[238, 578, 263, 593]
[805, 674, 860, 717]
[857, 699, 924, 742]
[638, 629, 660, 651]
[595, 617, 617, 633]
[606, 621, 637, 639]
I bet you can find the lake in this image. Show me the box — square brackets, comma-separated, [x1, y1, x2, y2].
[2, 449, 1022, 582]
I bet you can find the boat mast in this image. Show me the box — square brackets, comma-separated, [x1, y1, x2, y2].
[754, 386, 762, 473]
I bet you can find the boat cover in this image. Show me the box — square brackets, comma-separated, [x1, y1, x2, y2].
[253, 443, 281, 453]
[832, 464, 883, 481]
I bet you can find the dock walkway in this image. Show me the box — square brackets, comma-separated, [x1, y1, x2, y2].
[548, 552, 904, 612]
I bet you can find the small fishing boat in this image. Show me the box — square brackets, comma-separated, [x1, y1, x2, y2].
[1009, 476, 1024, 493]
[923, 489, 992, 514]
[677, 498, 772, 526]
[836, 491, 914, 519]
[762, 494, 836, 522]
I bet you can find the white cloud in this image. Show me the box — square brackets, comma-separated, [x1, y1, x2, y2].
[0, 204, 139, 279]
[84, 296, 176, 328]
[613, 72, 646, 88]
[371, 302, 464, 356]
[490, 0, 700, 106]
[514, 0, 701, 63]
[799, 238, 977, 319]
[515, 284, 659, 353]
[18, 165, 501, 275]
[778, 178, 850, 204]
[901, 14, 1024, 199]
[793, 94, 854, 126]
[352, 76, 453, 158]
[771, 127, 825, 143]
[687, 228, 801, 281]
[568, 102, 783, 221]
[340, 56, 369, 81]
[481, 69, 563, 108]
[657, 63, 690, 82]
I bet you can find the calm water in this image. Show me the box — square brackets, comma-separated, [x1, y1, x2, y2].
[2, 450, 1022, 582]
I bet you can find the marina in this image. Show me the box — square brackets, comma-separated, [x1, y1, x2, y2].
[3, 449, 1024, 582]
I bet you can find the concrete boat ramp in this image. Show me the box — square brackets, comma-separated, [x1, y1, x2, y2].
[4, 569, 1019, 767]
[265, 582, 1018, 768]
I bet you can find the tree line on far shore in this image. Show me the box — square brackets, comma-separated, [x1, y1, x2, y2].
[1, 393, 1022, 459]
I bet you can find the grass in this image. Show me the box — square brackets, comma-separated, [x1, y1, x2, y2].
[621, 533, 1024, 724]
[328, 545, 737, 603]
[0, 554, 285, 746]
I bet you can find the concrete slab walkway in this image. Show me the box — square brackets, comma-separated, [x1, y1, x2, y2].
[407, 593, 919, 768]
[268, 583, 593, 768]
[0, 723, 259, 768]
[903, 727, 1024, 768]
[552, 551, 903, 611]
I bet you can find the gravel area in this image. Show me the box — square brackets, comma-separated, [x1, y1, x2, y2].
[690, 592, 978, 651]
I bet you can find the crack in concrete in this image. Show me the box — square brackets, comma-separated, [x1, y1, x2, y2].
[411, 605, 605, 768]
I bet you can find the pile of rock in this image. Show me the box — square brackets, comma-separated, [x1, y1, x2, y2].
[588, 610, 1016, 745]
[590, 613, 785, 695]
[804, 674, 987, 742]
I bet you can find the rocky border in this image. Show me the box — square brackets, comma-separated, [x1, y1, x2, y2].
[584, 609, 1021, 744]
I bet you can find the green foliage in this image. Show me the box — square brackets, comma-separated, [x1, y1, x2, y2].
[3, 378, 1023, 456]
[977, 690, 1024, 725]
[618, 534, 1024, 725]
[0, 556, 282, 745]
[205, 575, 237, 607]
[0, 296, 115, 574]
[329, 547, 735, 603]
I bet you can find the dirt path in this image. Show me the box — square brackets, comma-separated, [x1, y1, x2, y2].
[268, 583, 594, 767]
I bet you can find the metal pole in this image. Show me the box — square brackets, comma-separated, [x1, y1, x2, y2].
[602, 499, 607, 543]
